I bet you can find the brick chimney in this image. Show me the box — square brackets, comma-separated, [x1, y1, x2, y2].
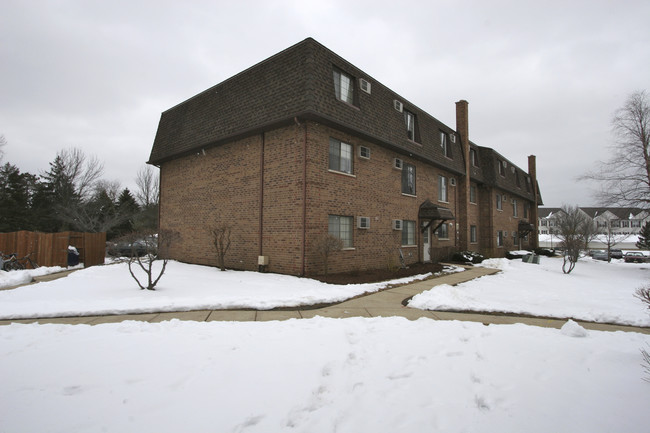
[456, 100, 470, 250]
[528, 155, 539, 249]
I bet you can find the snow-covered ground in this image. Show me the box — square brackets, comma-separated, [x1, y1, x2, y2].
[409, 256, 650, 327]
[0, 260, 440, 319]
[1, 257, 650, 432]
[1, 318, 649, 432]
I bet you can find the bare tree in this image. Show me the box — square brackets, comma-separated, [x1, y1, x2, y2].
[59, 147, 104, 201]
[313, 234, 343, 276]
[123, 229, 179, 290]
[552, 205, 588, 274]
[135, 165, 159, 208]
[211, 225, 232, 271]
[0, 134, 6, 162]
[581, 90, 650, 208]
[594, 216, 626, 262]
[635, 285, 650, 382]
[579, 214, 599, 251]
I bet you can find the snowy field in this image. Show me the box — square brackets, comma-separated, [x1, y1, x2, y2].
[410, 256, 650, 327]
[1, 257, 650, 432]
[1, 318, 649, 432]
[0, 261, 438, 319]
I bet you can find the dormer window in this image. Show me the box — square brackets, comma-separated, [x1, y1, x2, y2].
[333, 68, 354, 105]
[498, 160, 506, 177]
[404, 110, 416, 141]
[470, 148, 479, 167]
[440, 131, 452, 158]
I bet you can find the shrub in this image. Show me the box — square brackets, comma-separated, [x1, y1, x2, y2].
[451, 251, 485, 264]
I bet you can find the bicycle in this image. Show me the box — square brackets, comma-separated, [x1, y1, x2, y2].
[1, 252, 39, 271]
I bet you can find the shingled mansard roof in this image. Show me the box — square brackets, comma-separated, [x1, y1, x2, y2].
[149, 37, 541, 203]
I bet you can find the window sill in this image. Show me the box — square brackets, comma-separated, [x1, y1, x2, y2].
[336, 99, 360, 111]
[407, 139, 422, 146]
[328, 169, 356, 178]
[401, 193, 417, 198]
[470, 201, 477, 205]
[342, 247, 356, 251]
[401, 245, 417, 248]
[438, 200, 449, 204]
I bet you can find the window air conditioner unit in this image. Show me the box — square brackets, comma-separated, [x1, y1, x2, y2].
[393, 158, 403, 170]
[394, 100, 403, 112]
[359, 78, 371, 94]
[392, 219, 403, 230]
[359, 146, 371, 159]
[502, 195, 507, 201]
[450, 134, 456, 143]
[450, 178, 456, 186]
[502, 160, 508, 168]
[511, 166, 516, 173]
[504, 231, 508, 237]
[357, 216, 370, 229]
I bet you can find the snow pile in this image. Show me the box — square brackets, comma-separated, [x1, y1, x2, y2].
[0, 261, 437, 319]
[0, 265, 76, 289]
[1, 317, 648, 432]
[560, 319, 588, 337]
[409, 257, 650, 326]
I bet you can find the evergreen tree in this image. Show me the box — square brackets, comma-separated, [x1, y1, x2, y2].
[637, 221, 650, 250]
[0, 163, 34, 232]
[112, 188, 140, 238]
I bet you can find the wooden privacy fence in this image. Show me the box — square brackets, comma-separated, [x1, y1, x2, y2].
[0, 231, 106, 268]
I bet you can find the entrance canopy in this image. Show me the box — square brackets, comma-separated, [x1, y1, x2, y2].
[518, 220, 535, 236]
[419, 199, 455, 233]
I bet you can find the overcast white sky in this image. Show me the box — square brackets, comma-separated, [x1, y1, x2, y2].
[1, 0, 648, 206]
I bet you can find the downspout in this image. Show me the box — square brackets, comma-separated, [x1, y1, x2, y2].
[259, 133, 265, 258]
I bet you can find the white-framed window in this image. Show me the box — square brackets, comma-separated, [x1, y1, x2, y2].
[470, 185, 477, 204]
[470, 225, 477, 243]
[402, 163, 416, 195]
[438, 175, 448, 202]
[470, 148, 479, 167]
[498, 160, 505, 177]
[437, 223, 449, 239]
[631, 220, 642, 228]
[333, 68, 354, 104]
[405, 110, 416, 141]
[329, 138, 353, 174]
[440, 131, 452, 158]
[513, 199, 518, 217]
[497, 230, 504, 247]
[328, 215, 353, 249]
[402, 220, 416, 246]
[496, 193, 502, 210]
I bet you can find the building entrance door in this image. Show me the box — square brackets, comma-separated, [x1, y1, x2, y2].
[422, 226, 431, 262]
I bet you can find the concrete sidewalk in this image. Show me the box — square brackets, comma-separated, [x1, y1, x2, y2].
[1, 266, 649, 334]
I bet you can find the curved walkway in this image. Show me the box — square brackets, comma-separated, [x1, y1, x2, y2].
[1, 266, 649, 334]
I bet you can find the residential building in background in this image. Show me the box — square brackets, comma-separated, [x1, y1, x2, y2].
[538, 207, 648, 249]
[148, 38, 542, 276]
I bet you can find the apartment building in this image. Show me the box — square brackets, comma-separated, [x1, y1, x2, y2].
[148, 38, 542, 276]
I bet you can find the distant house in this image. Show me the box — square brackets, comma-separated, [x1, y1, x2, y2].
[538, 207, 648, 249]
[148, 38, 542, 276]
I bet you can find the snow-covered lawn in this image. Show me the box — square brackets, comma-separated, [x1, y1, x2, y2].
[2, 256, 650, 432]
[410, 256, 650, 327]
[1, 318, 649, 432]
[0, 260, 437, 319]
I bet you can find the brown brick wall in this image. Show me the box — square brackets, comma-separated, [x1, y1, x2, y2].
[302, 121, 459, 275]
[159, 135, 262, 269]
[159, 119, 532, 275]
